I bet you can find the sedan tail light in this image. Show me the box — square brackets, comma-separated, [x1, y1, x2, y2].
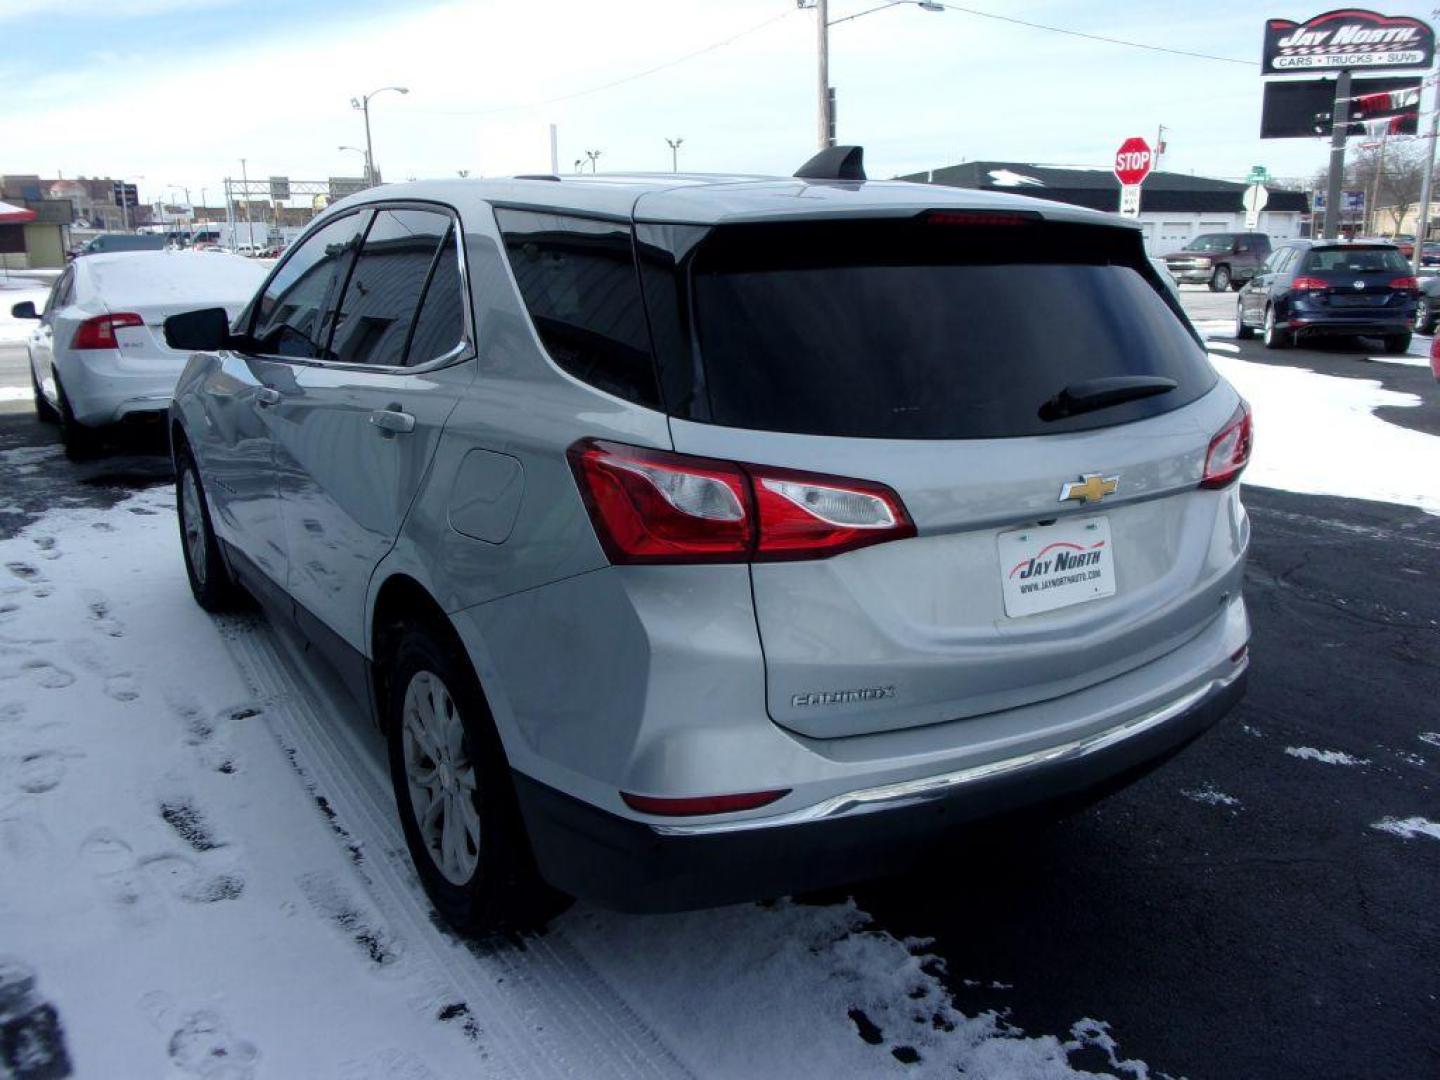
[568, 439, 916, 564]
[1200, 402, 1253, 490]
[1289, 276, 1329, 292]
[1389, 276, 1419, 290]
[71, 312, 144, 350]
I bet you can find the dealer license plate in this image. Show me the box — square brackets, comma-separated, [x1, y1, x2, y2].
[998, 516, 1116, 618]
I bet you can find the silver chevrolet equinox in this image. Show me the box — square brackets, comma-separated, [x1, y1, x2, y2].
[165, 147, 1252, 933]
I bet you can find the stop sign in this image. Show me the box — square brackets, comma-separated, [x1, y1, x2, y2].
[1113, 137, 1153, 186]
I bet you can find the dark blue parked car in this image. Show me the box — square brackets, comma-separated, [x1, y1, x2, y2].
[1235, 240, 1418, 352]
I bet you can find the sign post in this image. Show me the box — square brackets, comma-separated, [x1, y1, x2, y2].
[1113, 136, 1154, 219]
[1243, 183, 1270, 230]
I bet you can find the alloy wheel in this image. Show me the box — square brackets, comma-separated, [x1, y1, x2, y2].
[401, 670, 481, 886]
[180, 467, 208, 586]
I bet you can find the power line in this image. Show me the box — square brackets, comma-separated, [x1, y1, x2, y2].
[926, 3, 1258, 67]
[408, 8, 798, 118]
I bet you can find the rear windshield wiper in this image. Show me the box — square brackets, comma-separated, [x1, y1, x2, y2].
[1038, 376, 1178, 422]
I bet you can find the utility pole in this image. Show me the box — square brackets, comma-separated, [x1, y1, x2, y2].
[1411, 80, 1439, 277]
[816, 0, 831, 149]
[1154, 124, 1168, 170]
[666, 137, 684, 172]
[1323, 72, 1352, 239]
[1368, 127, 1389, 234]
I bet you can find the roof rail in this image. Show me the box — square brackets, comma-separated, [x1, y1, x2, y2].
[794, 145, 866, 182]
[513, 174, 561, 182]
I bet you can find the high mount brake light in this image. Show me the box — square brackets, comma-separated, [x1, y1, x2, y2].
[71, 312, 143, 350]
[924, 210, 1041, 227]
[1201, 402, 1253, 490]
[1290, 276, 1329, 291]
[567, 439, 916, 565]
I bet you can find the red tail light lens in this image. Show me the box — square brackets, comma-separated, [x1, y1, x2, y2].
[620, 789, 789, 816]
[567, 439, 916, 564]
[567, 441, 751, 563]
[1201, 402, 1253, 490]
[71, 312, 143, 350]
[1290, 276, 1329, 292]
[1389, 276, 1419, 290]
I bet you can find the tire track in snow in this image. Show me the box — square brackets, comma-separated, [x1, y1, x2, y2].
[218, 614, 694, 1080]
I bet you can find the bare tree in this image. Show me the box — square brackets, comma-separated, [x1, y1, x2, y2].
[1349, 139, 1429, 233]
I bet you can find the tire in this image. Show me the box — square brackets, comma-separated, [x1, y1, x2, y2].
[385, 623, 565, 936]
[1230, 275, 1245, 292]
[53, 374, 100, 461]
[1209, 265, 1232, 292]
[29, 358, 58, 425]
[1234, 302, 1255, 340]
[1263, 305, 1290, 350]
[1414, 297, 1435, 335]
[175, 444, 240, 612]
[1382, 332, 1412, 354]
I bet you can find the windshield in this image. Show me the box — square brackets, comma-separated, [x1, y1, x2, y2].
[1187, 234, 1236, 253]
[672, 218, 1215, 440]
[1301, 247, 1411, 274]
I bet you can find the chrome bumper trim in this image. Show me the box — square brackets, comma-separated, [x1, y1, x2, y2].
[650, 665, 1245, 837]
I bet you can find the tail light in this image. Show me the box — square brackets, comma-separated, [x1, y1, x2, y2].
[1201, 402, 1253, 490]
[568, 439, 916, 565]
[71, 312, 143, 350]
[1389, 276, 1419, 290]
[1290, 276, 1329, 292]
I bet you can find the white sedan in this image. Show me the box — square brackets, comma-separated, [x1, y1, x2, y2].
[11, 251, 266, 458]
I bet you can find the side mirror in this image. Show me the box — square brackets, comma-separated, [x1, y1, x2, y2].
[164, 307, 234, 351]
[10, 301, 38, 320]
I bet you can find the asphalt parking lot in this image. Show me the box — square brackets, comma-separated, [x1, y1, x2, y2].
[0, 292, 1436, 1079]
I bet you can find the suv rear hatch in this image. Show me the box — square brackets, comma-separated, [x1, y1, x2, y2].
[636, 211, 1242, 739]
[1294, 244, 1416, 317]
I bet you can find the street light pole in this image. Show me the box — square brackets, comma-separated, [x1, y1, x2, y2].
[803, 0, 942, 150]
[586, 149, 602, 173]
[350, 86, 409, 188]
[816, 0, 830, 150]
[1411, 82, 1440, 277]
[666, 137, 684, 172]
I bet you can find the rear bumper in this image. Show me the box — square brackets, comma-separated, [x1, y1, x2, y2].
[1285, 317, 1412, 338]
[61, 351, 185, 425]
[514, 663, 1247, 913]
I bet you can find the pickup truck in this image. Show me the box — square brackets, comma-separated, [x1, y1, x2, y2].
[1163, 232, 1272, 292]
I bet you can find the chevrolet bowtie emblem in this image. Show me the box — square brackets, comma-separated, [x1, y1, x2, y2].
[1060, 474, 1119, 504]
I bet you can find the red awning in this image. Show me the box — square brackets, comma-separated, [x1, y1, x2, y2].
[0, 200, 37, 224]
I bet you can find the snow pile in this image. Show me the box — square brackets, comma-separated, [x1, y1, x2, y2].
[0, 486, 1155, 1079]
[0, 284, 48, 344]
[1284, 746, 1369, 767]
[1209, 354, 1440, 515]
[1371, 817, 1440, 842]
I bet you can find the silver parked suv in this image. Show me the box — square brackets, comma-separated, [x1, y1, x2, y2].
[166, 147, 1252, 932]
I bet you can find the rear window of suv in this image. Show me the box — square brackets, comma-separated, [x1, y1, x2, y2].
[1300, 246, 1410, 274]
[670, 217, 1215, 440]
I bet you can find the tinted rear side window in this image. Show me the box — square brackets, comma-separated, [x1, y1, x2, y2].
[1300, 246, 1410, 274]
[330, 208, 452, 366]
[682, 219, 1215, 440]
[406, 228, 466, 366]
[495, 208, 660, 408]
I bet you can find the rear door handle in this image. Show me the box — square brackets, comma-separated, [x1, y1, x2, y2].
[369, 408, 415, 435]
[255, 386, 281, 407]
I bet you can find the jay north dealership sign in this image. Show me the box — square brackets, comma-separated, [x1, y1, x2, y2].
[1262, 9, 1434, 73]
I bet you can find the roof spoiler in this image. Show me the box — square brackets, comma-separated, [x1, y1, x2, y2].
[794, 145, 866, 182]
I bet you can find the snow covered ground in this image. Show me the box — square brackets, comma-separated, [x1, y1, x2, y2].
[1208, 353, 1440, 516]
[0, 488, 1154, 1078]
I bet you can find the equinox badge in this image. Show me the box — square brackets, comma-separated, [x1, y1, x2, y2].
[1060, 474, 1119, 504]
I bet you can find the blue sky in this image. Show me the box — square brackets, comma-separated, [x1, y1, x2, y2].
[1, 0, 1431, 205]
